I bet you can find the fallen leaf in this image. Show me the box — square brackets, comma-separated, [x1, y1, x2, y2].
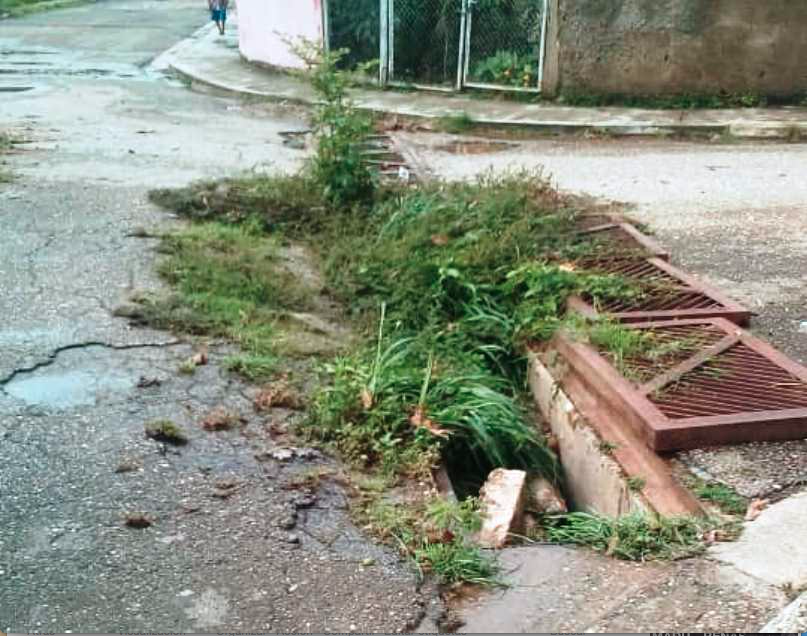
[745, 498, 770, 521]
[200, 407, 245, 431]
[431, 234, 449, 246]
[254, 376, 303, 411]
[410, 406, 450, 438]
[360, 388, 374, 410]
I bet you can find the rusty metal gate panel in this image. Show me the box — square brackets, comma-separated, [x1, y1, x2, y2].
[551, 318, 807, 451]
[568, 256, 753, 326]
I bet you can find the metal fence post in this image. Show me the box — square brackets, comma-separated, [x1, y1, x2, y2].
[322, 0, 330, 52]
[380, 0, 388, 84]
[456, 0, 468, 90]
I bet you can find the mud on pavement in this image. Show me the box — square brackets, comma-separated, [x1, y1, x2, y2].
[0, 2, 432, 630]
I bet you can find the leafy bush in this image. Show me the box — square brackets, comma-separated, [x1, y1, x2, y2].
[473, 50, 536, 87]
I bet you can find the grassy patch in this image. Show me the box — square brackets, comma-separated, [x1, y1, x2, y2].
[692, 481, 748, 516]
[544, 512, 728, 561]
[361, 496, 500, 586]
[144, 419, 188, 445]
[437, 112, 476, 134]
[138, 221, 313, 382]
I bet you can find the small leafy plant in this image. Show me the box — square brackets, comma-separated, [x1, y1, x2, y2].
[291, 40, 375, 205]
[473, 50, 537, 87]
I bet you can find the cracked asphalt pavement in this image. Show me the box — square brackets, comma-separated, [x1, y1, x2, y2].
[0, 2, 430, 632]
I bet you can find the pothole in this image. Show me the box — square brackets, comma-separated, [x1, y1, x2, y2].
[1, 345, 153, 409]
[433, 140, 517, 155]
[4, 369, 135, 409]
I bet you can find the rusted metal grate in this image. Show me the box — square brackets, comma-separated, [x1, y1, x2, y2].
[577, 215, 669, 260]
[568, 256, 753, 326]
[551, 318, 807, 451]
[358, 134, 424, 184]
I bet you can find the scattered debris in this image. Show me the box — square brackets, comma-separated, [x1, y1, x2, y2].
[253, 376, 303, 411]
[200, 407, 246, 431]
[124, 512, 153, 528]
[114, 457, 142, 473]
[745, 498, 770, 521]
[144, 419, 189, 445]
[277, 515, 297, 530]
[182, 503, 202, 514]
[477, 468, 527, 549]
[112, 302, 145, 320]
[526, 475, 567, 514]
[283, 533, 300, 544]
[191, 350, 209, 366]
[270, 448, 295, 462]
[135, 375, 162, 388]
[211, 477, 240, 499]
[125, 226, 158, 238]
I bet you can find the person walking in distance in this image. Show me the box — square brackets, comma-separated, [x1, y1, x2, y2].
[209, 0, 229, 35]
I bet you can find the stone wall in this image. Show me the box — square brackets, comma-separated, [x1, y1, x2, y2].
[546, 0, 807, 97]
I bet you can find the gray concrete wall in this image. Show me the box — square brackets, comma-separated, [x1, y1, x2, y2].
[551, 0, 807, 97]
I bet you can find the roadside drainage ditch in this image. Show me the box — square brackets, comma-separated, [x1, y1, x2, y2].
[532, 213, 807, 517]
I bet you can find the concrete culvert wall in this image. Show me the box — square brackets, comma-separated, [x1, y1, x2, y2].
[549, 0, 807, 97]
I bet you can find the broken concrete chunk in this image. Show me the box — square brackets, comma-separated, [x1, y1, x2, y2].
[477, 468, 527, 549]
[526, 475, 567, 515]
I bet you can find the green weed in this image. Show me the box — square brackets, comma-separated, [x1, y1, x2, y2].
[291, 40, 375, 205]
[693, 481, 747, 516]
[144, 419, 188, 445]
[361, 496, 500, 586]
[437, 112, 476, 134]
[626, 476, 646, 492]
[137, 222, 309, 382]
[544, 512, 719, 561]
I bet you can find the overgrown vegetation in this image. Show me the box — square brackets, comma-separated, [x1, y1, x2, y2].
[544, 512, 730, 561]
[361, 496, 500, 585]
[137, 222, 312, 381]
[142, 41, 721, 583]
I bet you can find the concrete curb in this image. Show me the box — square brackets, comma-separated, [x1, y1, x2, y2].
[159, 27, 807, 141]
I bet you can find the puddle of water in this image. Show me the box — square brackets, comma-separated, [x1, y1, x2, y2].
[434, 140, 516, 155]
[5, 370, 134, 409]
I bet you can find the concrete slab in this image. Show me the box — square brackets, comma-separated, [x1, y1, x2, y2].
[457, 546, 784, 633]
[761, 592, 807, 633]
[155, 14, 807, 141]
[477, 469, 527, 549]
[710, 492, 807, 588]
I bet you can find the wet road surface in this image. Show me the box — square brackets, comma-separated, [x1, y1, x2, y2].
[0, 2, 429, 631]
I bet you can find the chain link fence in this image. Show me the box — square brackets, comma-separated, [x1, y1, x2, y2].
[391, 0, 463, 87]
[327, 0, 380, 70]
[465, 0, 545, 89]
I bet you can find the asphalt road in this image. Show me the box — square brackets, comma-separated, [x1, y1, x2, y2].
[0, 3, 430, 632]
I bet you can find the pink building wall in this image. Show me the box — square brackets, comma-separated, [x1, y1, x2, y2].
[238, 0, 325, 70]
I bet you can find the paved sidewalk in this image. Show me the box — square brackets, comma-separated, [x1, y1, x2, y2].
[153, 13, 807, 140]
